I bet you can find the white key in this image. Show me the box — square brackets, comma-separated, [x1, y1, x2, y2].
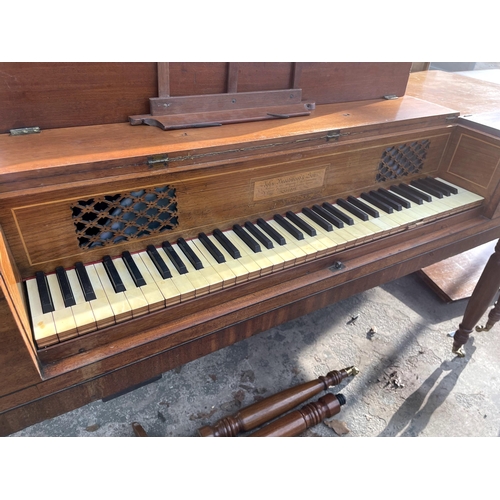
[25, 277, 58, 347]
[66, 269, 97, 335]
[231, 226, 286, 271]
[225, 230, 274, 276]
[83, 264, 116, 329]
[207, 234, 250, 283]
[130, 253, 166, 312]
[321, 205, 364, 244]
[185, 239, 224, 292]
[46, 273, 78, 341]
[436, 178, 484, 204]
[112, 257, 150, 317]
[191, 238, 237, 288]
[161, 244, 209, 297]
[266, 219, 309, 264]
[137, 251, 182, 306]
[94, 262, 133, 323]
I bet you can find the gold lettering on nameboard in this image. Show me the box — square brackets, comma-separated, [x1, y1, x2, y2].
[253, 168, 326, 201]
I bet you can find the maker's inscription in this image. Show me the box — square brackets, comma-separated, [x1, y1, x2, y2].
[253, 168, 326, 201]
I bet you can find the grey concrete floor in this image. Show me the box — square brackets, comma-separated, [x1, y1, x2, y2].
[9, 271, 500, 438]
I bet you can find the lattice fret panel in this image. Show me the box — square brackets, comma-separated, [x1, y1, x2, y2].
[71, 185, 178, 249]
[376, 140, 430, 182]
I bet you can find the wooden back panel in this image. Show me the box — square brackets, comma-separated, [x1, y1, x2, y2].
[0, 63, 412, 134]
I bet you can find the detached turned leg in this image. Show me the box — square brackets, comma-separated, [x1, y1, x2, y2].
[452, 239, 500, 357]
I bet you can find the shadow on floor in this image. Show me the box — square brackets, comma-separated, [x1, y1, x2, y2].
[378, 341, 476, 436]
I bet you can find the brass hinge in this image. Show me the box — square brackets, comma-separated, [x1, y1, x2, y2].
[147, 154, 169, 168]
[325, 130, 342, 141]
[10, 126, 41, 136]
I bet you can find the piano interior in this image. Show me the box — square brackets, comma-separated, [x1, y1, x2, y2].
[1, 62, 500, 435]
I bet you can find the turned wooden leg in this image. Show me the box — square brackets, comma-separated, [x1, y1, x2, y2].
[248, 393, 346, 437]
[452, 239, 500, 357]
[198, 366, 358, 437]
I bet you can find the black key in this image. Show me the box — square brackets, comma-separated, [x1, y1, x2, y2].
[389, 186, 420, 206]
[75, 262, 97, 301]
[274, 214, 303, 240]
[146, 245, 172, 279]
[410, 179, 443, 198]
[377, 188, 410, 209]
[199, 232, 225, 263]
[416, 178, 448, 197]
[244, 222, 274, 249]
[286, 211, 316, 237]
[177, 238, 203, 270]
[337, 198, 369, 221]
[347, 196, 380, 218]
[426, 177, 458, 195]
[103, 255, 126, 293]
[361, 192, 393, 214]
[303, 207, 333, 231]
[35, 271, 54, 313]
[55, 266, 76, 307]
[311, 205, 342, 229]
[423, 177, 452, 196]
[370, 190, 402, 211]
[234, 224, 261, 253]
[398, 183, 431, 203]
[321, 202, 353, 225]
[122, 251, 147, 287]
[213, 229, 241, 259]
[162, 241, 188, 274]
[257, 218, 286, 245]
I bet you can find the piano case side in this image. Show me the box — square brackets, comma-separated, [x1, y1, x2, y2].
[433, 114, 500, 219]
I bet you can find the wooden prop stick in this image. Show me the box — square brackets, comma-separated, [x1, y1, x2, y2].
[452, 239, 500, 357]
[227, 63, 239, 93]
[248, 393, 346, 437]
[198, 366, 358, 437]
[291, 62, 303, 89]
[157, 63, 170, 98]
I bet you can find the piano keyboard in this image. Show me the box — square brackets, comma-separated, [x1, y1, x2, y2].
[26, 178, 483, 348]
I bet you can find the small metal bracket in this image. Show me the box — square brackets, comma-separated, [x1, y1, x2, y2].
[383, 95, 398, 100]
[9, 126, 41, 136]
[147, 154, 170, 168]
[328, 261, 345, 272]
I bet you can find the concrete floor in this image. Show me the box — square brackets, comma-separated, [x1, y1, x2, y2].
[9, 271, 500, 438]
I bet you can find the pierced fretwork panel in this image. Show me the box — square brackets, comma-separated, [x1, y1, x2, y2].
[376, 140, 430, 182]
[71, 185, 178, 249]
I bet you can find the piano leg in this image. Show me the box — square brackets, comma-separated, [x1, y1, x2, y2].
[475, 299, 500, 332]
[452, 239, 500, 357]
